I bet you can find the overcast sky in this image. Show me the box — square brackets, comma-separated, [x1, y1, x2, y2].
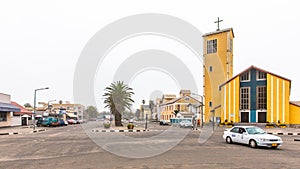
[1, 0, 299, 111]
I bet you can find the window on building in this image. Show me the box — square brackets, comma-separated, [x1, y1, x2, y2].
[257, 86, 267, 109]
[207, 39, 217, 54]
[240, 71, 250, 82]
[209, 102, 212, 107]
[257, 71, 266, 80]
[209, 66, 213, 72]
[0, 112, 7, 122]
[240, 87, 250, 110]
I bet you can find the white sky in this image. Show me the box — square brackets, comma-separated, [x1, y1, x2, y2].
[0, 0, 299, 111]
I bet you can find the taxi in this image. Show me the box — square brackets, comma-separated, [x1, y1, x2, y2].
[223, 126, 283, 149]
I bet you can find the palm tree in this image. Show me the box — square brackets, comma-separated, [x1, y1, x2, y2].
[103, 81, 134, 126]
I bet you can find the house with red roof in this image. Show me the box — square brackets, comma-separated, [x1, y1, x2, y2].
[11, 101, 33, 126]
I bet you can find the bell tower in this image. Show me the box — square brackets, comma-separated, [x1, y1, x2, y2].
[203, 22, 234, 122]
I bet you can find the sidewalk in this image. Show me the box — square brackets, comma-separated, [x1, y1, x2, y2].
[265, 127, 300, 135]
[0, 126, 47, 136]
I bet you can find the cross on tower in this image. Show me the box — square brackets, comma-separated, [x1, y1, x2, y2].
[214, 17, 223, 31]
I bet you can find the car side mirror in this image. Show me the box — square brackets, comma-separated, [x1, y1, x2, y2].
[243, 132, 247, 135]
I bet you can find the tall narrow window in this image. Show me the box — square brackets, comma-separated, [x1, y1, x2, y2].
[240, 87, 250, 110]
[207, 39, 217, 54]
[209, 66, 213, 72]
[257, 86, 267, 109]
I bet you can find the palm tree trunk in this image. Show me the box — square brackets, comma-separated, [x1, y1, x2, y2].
[115, 112, 122, 126]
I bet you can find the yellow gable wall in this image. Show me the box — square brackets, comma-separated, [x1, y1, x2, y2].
[267, 74, 290, 124]
[289, 104, 300, 124]
[220, 76, 240, 123]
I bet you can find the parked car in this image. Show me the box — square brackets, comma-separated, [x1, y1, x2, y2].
[159, 120, 169, 125]
[179, 120, 193, 128]
[50, 119, 60, 127]
[58, 119, 68, 126]
[36, 118, 44, 127]
[223, 126, 283, 149]
[67, 119, 77, 125]
[42, 117, 58, 127]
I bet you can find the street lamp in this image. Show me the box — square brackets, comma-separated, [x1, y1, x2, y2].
[33, 87, 49, 130]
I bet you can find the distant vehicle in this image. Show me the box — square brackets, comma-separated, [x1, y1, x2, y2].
[223, 126, 283, 149]
[179, 120, 193, 128]
[159, 120, 169, 125]
[67, 119, 77, 125]
[36, 118, 44, 127]
[58, 119, 68, 126]
[42, 117, 58, 127]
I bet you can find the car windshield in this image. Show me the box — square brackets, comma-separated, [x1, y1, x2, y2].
[246, 127, 266, 134]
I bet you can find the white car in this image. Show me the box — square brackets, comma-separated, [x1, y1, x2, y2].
[223, 126, 283, 149]
[179, 120, 193, 128]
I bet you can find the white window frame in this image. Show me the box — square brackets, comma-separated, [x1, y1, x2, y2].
[207, 39, 217, 54]
[240, 71, 251, 82]
[256, 86, 267, 109]
[240, 87, 250, 110]
[256, 71, 267, 81]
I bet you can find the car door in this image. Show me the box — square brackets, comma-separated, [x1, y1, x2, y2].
[229, 127, 240, 142]
[238, 128, 248, 144]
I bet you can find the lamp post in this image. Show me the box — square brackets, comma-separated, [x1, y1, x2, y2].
[33, 87, 49, 130]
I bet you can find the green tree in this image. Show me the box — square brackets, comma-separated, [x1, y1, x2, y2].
[103, 81, 134, 126]
[85, 106, 99, 120]
[24, 103, 32, 108]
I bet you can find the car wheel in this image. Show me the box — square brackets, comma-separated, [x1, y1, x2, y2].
[226, 136, 232, 144]
[249, 139, 257, 148]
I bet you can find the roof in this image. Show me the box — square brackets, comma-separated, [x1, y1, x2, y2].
[161, 95, 201, 106]
[202, 28, 234, 38]
[11, 101, 33, 115]
[220, 65, 291, 88]
[0, 102, 20, 112]
[290, 101, 300, 107]
[179, 90, 191, 94]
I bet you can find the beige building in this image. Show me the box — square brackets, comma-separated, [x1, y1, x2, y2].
[0, 93, 20, 127]
[37, 101, 84, 121]
[159, 90, 203, 122]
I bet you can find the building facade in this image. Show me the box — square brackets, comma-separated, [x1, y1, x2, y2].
[159, 90, 202, 122]
[0, 93, 20, 127]
[219, 66, 300, 124]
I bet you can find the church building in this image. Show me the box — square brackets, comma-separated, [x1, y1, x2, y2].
[203, 23, 300, 125]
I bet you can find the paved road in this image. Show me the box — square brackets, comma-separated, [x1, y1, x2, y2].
[1, 124, 299, 169]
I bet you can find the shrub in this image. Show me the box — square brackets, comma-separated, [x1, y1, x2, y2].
[266, 123, 276, 126]
[127, 123, 134, 129]
[103, 121, 110, 128]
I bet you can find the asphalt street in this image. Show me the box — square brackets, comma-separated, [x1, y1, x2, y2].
[0, 124, 299, 169]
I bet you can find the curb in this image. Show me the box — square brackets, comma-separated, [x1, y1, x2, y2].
[30, 129, 47, 133]
[267, 132, 300, 136]
[0, 129, 47, 136]
[92, 129, 150, 133]
[0, 132, 19, 135]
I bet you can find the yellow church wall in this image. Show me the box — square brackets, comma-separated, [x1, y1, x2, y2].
[267, 74, 290, 124]
[220, 76, 240, 123]
[289, 103, 300, 124]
